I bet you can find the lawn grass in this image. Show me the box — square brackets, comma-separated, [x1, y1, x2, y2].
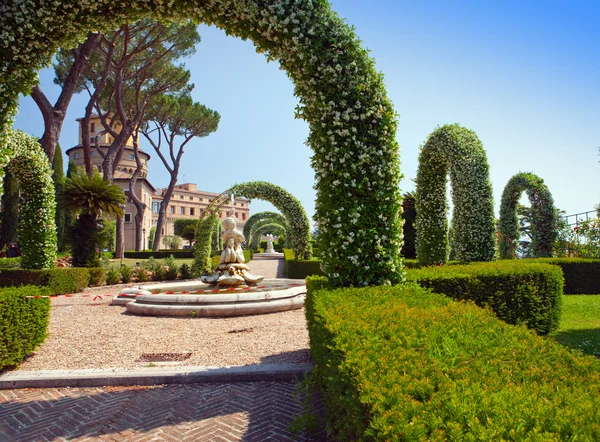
[552, 295, 600, 357]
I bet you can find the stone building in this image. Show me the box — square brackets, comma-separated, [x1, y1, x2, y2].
[65, 115, 249, 250]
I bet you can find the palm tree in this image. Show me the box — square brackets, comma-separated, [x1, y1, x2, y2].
[61, 171, 125, 267]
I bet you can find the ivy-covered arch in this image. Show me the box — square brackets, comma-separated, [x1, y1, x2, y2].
[227, 181, 312, 260]
[1, 0, 403, 286]
[243, 212, 289, 244]
[251, 223, 287, 249]
[499, 172, 557, 259]
[415, 124, 496, 265]
[0, 129, 57, 269]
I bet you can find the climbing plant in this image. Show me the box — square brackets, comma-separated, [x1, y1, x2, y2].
[0, 129, 57, 268]
[227, 181, 312, 260]
[499, 172, 557, 259]
[1, 0, 403, 286]
[250, 223, 287, 250]
[415, 124, 496, 265]
[243, 211, 290, 248]
[191, 213, 219, 276]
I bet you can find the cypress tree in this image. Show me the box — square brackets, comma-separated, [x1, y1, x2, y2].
[52, 143, 68, 251]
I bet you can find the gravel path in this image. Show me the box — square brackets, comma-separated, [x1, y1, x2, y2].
[14, 256, 311, 372]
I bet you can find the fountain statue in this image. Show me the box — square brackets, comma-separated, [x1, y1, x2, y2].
[201, 196, 264, 286]
[265, 234, 275, 253]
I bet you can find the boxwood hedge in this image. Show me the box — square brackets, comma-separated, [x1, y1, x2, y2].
[530, 258, 600, 294]
[306, 277, 600, 441]
[0, 285, 51, 370]
[407, 261, 563, 335]
[0, 268, 91, 294]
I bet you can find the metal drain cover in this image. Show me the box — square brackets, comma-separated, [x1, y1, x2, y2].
[137, 352, 192, 362]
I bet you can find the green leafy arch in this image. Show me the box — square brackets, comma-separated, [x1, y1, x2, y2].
[0, 129, 57, 269]
[499, 172, 557, 259]
[1, 0, 403, 286]
[415, 124, 496, 265]
[227, 181, 312, 260]
[251, 223, 287, 250]
[244, 211, 290, 249]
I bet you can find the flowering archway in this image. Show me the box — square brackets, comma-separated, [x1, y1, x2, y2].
[499, 172, 557, 259]
[0, 129, 57, 268]
[415, 124, 496, 264]
[244, 211, 290, 248]
[1, 0, 403, 286]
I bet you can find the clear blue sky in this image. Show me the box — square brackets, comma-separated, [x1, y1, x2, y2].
[13, 0, 600, 226]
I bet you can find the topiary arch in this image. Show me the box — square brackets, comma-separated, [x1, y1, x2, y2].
[1, 0, 403, 287]
[415, 124, 496, 265]
[244, 211, 290, 249]
[251, 223, 286, 249]
[499, 172, 557, 259]
[0, 129, 57, 269]
[227, 181, 312, 260]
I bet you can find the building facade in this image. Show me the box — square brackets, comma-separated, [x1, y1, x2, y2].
[66, 115, 250, 250]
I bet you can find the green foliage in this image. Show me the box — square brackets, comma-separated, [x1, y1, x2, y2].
[124, 250, 193, 259]
[52, 143, 69, 252]
[192, 214, 219, 276]
[0, 257, 21, 269]
[408, 261, 564, 335]
[0, 164, 19, 250]
[499, 172, 557, 259]
[120, 265, 133, 283]
[530, 258, 600, 294]
[179, 263, 192, 280]
[227, 181, 312, 260]
[133, 266, 149, 282]
[0, 286, 51, 370]
[283, 248, 323, 279]
[306, 279, 600, 441]
[0, 129, 57, 269]
[87, 267, 105, 286]
[243, 211, 290, 249]
[553, 295, 600, 357]
[416, 124, 496, 265]
[161, 235, 182, 250]
[0, 268, 89, 294]
[105, 267, 121, 285]
[150, 259, 166, 281]
[62, 171, 125, 267]
[401, 191, 417, 259]
[2, 0, 403, 286]
[250, 223, 286, 250]
[163, 255, 179, 280]
[148, 226, 156, 250]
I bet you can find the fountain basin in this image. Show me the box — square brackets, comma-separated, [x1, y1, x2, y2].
[112, 278, 306, 317]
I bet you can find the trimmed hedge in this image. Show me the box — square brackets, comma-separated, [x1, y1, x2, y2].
[408, 261, 563, 335]
[124, 250, 194, 259]
[0, 268, 91, 294]
[283, 249, 324, 279]
[306, 277, 600, 441]
[1, 285, 51, 370]
[530, 258, 600, 294]
[0, 257, 21, 269]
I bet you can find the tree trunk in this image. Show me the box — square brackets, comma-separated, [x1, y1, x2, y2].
[152, 170, 179, 252]
[115, 213, 125, 259]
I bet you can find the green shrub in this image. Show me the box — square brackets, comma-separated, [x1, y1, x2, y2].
[87, 267, 105, 287]
[306, 278, 600, 441]
[0, 257, 21, 269]
[150, 261, 166, 281]
[0, 268, 90, 294]
[133, 267, 149, 282]
[105, 267, 120, 285]
[0, 285, 51, 370]
[529, 258, 600, 294]
[283, 248, 323, 279]
[120, 265, 133, 283]
[163, 255, 179, 280]
[179, 263, 192, 280]
[408, 261, 563, 335]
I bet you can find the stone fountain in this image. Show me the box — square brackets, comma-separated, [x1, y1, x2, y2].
[112, 197, 305, 317]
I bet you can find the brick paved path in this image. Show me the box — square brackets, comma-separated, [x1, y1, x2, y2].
[0, 381, 329, 441]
